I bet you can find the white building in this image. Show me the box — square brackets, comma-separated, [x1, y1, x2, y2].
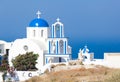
[0, 40, 11, 56]
[104, 53, 120, 68]
[0, 11, 72, 70]
[78, 46, 94, 61]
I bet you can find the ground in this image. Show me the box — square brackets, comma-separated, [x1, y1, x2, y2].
[25, 63, 120, 82]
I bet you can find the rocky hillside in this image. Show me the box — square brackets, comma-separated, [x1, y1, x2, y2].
[25, 64, 120, 82]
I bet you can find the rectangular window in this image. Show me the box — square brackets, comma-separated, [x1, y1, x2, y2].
[0, 49, 2, 53]
[6, 49, 9, 55]
[33, 30, 36, 37]
[41, 30, 43, 37]
[0, 44, 4, 54]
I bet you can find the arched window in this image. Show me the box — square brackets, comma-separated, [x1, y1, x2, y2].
[41, 30, 44, 37]
[59, 40, 64, 54]
[55, 24, 60, 38]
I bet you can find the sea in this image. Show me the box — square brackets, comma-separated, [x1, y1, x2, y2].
[70, 40, 120, 59]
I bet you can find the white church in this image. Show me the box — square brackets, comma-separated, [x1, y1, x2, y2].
[0, 11, 72, 70]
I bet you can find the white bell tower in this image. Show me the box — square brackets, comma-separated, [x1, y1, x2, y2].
[51, 18, 64, 38]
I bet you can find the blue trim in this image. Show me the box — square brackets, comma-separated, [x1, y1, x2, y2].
[56, 41, 58, 54]
[0, 55, 2, 65]
[49, 41, 50, 54]
[65, 41, 66, 54]
[46, 58, 48, 64]
[61, 26, 62, 37]
[52, 26, 54, 38]
[53, 26, 54, 38]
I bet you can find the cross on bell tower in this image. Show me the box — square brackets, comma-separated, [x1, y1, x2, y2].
[36, 10, 41, 19]
[56, 18, 60, 22]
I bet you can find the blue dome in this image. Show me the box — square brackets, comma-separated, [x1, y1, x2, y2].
[29, 18, 49, 27]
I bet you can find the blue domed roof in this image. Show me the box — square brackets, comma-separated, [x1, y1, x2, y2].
[29, 18, 49, 27]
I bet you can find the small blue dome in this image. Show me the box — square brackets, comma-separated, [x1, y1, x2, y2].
[29, 18, 49, 27]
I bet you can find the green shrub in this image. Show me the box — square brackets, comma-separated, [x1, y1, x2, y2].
[12, 52, 39, 71]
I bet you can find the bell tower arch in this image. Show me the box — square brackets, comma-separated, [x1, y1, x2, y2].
[52, 18, 64, 38]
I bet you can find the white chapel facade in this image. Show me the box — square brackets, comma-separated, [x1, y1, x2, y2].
[0, 11, 72, 70]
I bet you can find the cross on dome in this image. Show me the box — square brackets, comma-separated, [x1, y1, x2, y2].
[56, 18, 60, 22]
[36, 10, 41, 19]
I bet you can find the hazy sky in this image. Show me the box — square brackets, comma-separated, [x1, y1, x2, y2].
[0, 0, 120, 58]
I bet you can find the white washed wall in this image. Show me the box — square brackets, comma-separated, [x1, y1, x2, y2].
[16, 71, 40, 81]
[0, 71, 40, 82]
[104, 53, 120, 68]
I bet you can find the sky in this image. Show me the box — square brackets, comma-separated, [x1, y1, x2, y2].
[0, 0, 120, 59]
